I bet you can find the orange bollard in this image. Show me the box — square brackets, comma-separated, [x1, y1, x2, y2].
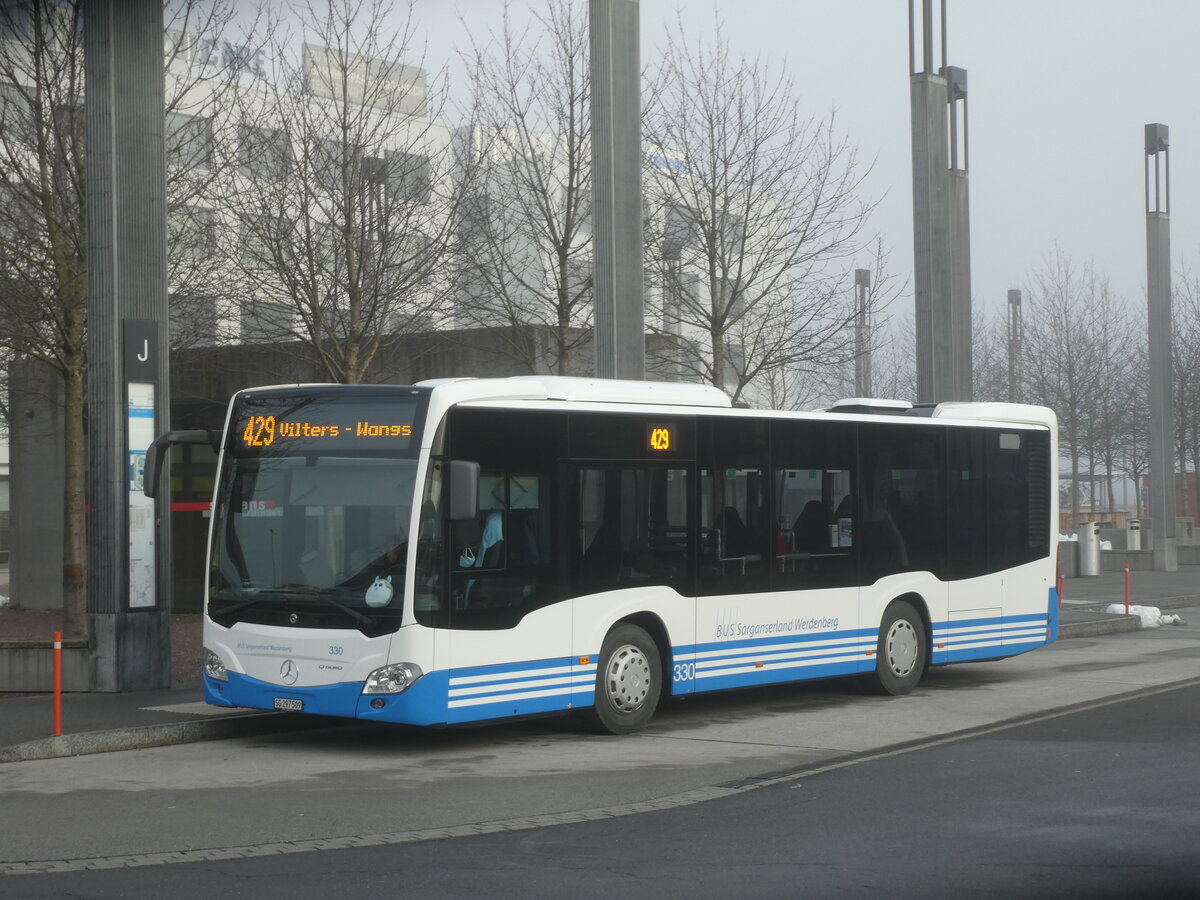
[53, 631, 62, 736]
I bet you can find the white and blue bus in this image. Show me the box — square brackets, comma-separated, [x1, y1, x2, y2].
[146, 376, 1058, 734]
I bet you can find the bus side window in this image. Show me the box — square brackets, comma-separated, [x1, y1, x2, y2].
[770, 419, 857, 591]
[574, 465, 691, 594]
[698, 417, 770, 595]
[859, 424, 946, 580]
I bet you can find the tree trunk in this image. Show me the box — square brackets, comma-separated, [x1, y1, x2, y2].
[61, 359, 88, 640]
[1070, 448, 1082, 529]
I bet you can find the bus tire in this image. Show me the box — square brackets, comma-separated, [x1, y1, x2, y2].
[587, 624, 662, 734]
[871, 600, 926, 696]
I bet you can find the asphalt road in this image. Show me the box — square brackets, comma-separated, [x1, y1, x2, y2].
[5, 679, 1198, 899]
[2, 613, 1198, 897]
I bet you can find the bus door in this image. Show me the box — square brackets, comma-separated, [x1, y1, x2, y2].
[946, 429, 1000, 621]
[439, 467, 573, 722]
[571, 462, 696, 693]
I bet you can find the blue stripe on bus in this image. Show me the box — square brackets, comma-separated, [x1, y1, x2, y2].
[696, 657, 863, 693]
[449, 655, 578, 679]
[444, 688, 593, 724]
[442, 654, 598, 723]
[448, 676, 595, 706]
[694, 636, 872, 663]
[668, 627, 875, 696]
[449, 667, 583, 692]
[696, 644, 867, 671]
[932, 611, 1048, 632]
[929, 607, 1052, 663]
[678, 626, 877, 658]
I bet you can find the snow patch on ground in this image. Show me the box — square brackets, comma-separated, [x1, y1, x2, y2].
[0, 594, 9, 608]
[1104, 604, 1188, 627]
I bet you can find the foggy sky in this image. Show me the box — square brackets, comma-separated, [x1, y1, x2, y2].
[414, 0, 1200, 323]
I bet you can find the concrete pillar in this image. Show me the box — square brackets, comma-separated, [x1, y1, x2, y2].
[590, 0, 645, 380]
[84, 0, 172, 689]
[1144, 123, 1177, 571]
[909, 0, 971, 403]
[7, 360, 65, 611]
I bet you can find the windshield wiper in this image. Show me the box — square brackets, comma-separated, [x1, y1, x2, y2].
[208, 595, 271, 626]
[302, 591, 377, 628]
[210, 587, 377, 629]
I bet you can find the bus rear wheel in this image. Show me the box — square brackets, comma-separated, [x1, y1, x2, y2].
[588, 624, 662, 735]
[871, 600, 926, 696]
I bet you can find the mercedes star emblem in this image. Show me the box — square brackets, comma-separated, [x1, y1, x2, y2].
[280, 659, 299, 685]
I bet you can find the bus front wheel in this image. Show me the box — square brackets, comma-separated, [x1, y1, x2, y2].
[588, 624, 662, 734]
[871, 600, 926, 696]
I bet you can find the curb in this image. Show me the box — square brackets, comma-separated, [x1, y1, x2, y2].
[1058, 616, 1141, 640]
[0, 711, 331, 764]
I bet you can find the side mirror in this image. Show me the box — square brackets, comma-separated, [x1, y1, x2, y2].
[447, 460, 479, 522]
[143, 429, 219, 499]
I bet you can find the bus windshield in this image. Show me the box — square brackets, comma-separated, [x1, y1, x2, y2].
[207, 390, 427, 636]
[209, 455, 418, 636]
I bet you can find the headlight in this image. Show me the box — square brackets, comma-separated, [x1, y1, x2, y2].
[204, 649, 228, 682]
[363, 662, 423, 695]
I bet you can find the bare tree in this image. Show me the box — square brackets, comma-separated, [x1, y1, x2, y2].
[454, 0, 592, 375]
[971, 307, 1011, 403]
[217, 0, 459, 384]
[643, 13, 874, 404]
[0, 343, 13, 437]
[796, 241, 908, 407]
[0, 0, 246, 634]
[1173, 266, 1200, 520]
[1116, 342, 1151, 520]
[1087, 296, 1138, 514]
[0, 1, 88, 631]
[1021, 248, 1115, 528]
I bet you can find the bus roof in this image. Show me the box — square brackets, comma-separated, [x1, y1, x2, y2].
[415, 377, 1054, 430]
[416, 376, 734, 409]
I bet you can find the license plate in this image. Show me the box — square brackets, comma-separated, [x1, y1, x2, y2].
[274, 697, 303, 711]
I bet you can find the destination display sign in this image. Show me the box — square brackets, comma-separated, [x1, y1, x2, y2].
[230, 392, 423, 457]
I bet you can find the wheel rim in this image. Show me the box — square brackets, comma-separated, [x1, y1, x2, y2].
[885, 618, 919, 678]
[603, 643, 652, 714]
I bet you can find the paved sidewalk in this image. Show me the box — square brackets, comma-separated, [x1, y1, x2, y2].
[1058, 566, 1200, 611]
[0, 688, 318, 763]
[1, 565, 1196, 763]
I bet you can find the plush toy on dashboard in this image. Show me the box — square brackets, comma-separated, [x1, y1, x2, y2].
[364, 574, 394, 608]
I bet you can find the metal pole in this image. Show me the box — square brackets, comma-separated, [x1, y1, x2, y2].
[1144, 123, 1176, 572]
[854, 268, 872, 396]
[590, 0, 644, 380]
[1007, 289, 1022, 402]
